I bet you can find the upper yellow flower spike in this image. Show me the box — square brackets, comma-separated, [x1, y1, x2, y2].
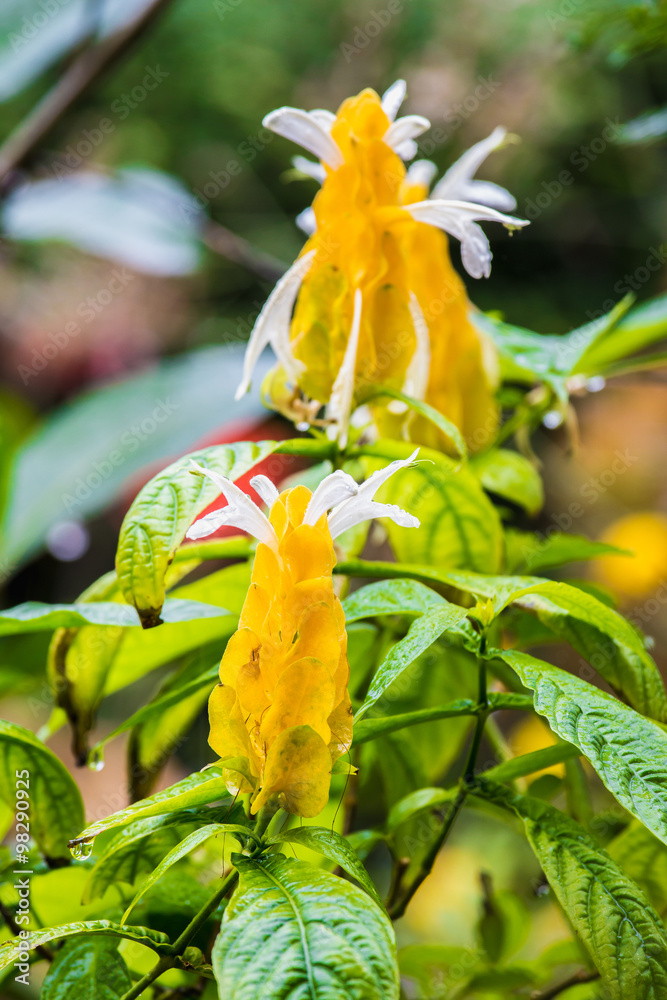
[236, 82, 529, 451]
[186, 452, 420, 817]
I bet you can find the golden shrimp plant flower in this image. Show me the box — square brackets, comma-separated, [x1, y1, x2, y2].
[236, 81, 529, 450]
[186, 452, 420, 817]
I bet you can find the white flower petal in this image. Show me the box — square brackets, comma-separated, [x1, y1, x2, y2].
[188, 461, 277, 547]
[381, 79, 407, 122]
[404, 159, 438, 190]
[456, 179, 517, 212]
[384, 115, 430, 152]
[263, 107, 343, 168]
[292, 155, 326, 183]
[328, 448, 420, 538]
[250, 474, 280, 508]
[185, 510, 231, 540]
[235, 250, 315, 399]
[326, 288, 363, 448]
[309, 109, 336, 130]
[404, 293, 430, 400]
[432, 126, 507, 198]
[394, 138, 419, 161]
[295, 206, 317, 234]
[431, 127, 517, 211]
[405, 199, 528, 279]
[303, 470, 358, 526]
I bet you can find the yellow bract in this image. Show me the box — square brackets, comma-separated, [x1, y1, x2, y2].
[271, 88, 499, 452]
[594, 512, 667, 600]
[208, 484, 352, 817]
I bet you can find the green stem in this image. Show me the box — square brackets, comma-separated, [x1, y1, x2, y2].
[389, 645, 489, 919]
[119, 955, 174, 1000]
[118, 870, 239, 1000]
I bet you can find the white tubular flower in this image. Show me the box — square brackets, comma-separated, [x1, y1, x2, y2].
[292, 155, 326, 184]
[186, 455, 419, 546]
[431, 126, 517, 211]
[263, 107, 343, 168]
[326, 288, 363, 447]
[404, 293, 431, 401]
[235, 249, 316, 400]
[381, 79, 407, 121]
[186, 462, 277, 547]
[328, 448, 421, 538]
[405, 199, 529, 279]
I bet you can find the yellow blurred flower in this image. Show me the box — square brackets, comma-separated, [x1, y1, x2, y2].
[236, 82, 528, 450]
[510, 714, 564, 778]
[186, 452, 419, 817]
[594, 512, 667, 600]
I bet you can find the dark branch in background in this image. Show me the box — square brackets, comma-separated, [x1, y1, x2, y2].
[203, 222, 287, 283]
[530, 969, 600, 1000]
[0, 0, 175, 186]
[0, 0, 288, 282]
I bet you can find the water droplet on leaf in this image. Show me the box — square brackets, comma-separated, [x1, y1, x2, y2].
[70, 838, 94, 860]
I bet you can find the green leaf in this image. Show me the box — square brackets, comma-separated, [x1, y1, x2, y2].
[343, 578, 446, 623]
[504, 529, 630, 574]
[41, 936, 132, 1000]
[266, 826, 383, 907]
[81, 804, 242, 904]
[0, 597, 229, 635]
[122, 823, 254, 924]
[92, 663, 219, 760]
[115, 440, 276, 627]
[0, 720, 84, 859]
[577, 292, 667, 373]
[504, 580, 667, 721]
[213, 854, 399, 1000]
[126, 651, 217, 800]
[353, 692, 532, 745]
[343, 562, 667, 721]
[104, 562, 249, 695]
[69, 767, 230, 849]
[0, 920, 171, 972]
[399, 945, 483, 999]
[357, 441, 502, 573]
[387, 787, 458, 833]
[83, 824, 196, 905]
[360, 386, 467, 458]
[483, 743, 581, 783]
[608, 820, 667, 915]
[0, 344, 270, 571]
[478, 782, 667, 1000]
[355, 603, 469, 720]
[471, 449, 544, 516]
[493, 649, 667, 846]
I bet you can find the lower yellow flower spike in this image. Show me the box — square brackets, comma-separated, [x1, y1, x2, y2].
[185, 454, 420, 817]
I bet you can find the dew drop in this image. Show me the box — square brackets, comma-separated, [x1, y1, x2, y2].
[88, 750, 105, 772]
[542, 410, 564, 430]
[70, 838, 94, 860]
